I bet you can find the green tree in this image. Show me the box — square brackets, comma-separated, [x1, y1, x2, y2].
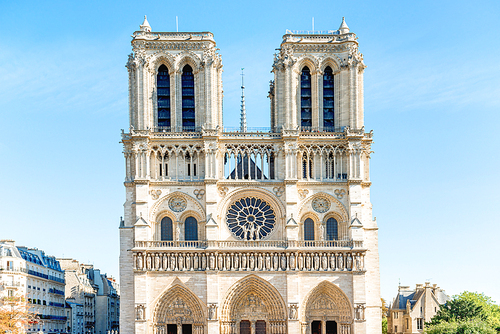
[425, 318, 496, 334]
[381, 298, 388, 334]
[425, 291, 500, 333]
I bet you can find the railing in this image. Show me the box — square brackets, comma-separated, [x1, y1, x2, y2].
[49, 288, 65, 296]
[135, 239, 362, 249]
[223, 127, 273, 133]
[2, 281, 21, 287]
[0, 266, 28, 274]
[286, 30, 341, 35]
[49, 302, 65, 308]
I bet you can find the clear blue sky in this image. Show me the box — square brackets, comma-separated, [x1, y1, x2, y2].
[1, 0, 499, 304]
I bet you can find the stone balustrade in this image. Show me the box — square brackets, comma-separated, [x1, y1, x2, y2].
[134, 240, 363, 249]
[133, 250, 365, 272]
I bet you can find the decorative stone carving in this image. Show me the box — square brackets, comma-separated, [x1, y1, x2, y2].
[273, 186, 285, 197]
[150, 189, 162, 200]
[133, 251, 364, 272]
[312, 197, 331, 213]
[135, 304, 145, 321]
[355, 304, 366, 321]
[298, 189, 309, 199]
[208, 303, 218, 320]
[334, 189, 346, 199]
[168, 196, 187, 212]
[289, 304, 298, 320]
[193, 189, 205, 200]
[218, 186, 228, 197]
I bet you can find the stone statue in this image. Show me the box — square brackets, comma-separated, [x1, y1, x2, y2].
[249, 253, 255, 269]
[146, 254, 152, 270]
[266, 253, 271, 270]
[314, 253, 320, 270]
[137, 254, 143, 270]
[290, 253, 296, 270]
[330, 253, 336, 270]
[136, 305, 144, 320]
[163, 254, 168, 270]
[154, 253, 160, 270]
[321, 253, 328, 270]
[193, 253, 199, 270]
[289, 304, 298, 320]
[273, 253, 279, 270]
[170, 255, 176, 271]
[346, 253, 352, 271]
[241, 253, 247, 270]
[305, 254, 311, 270]
[209, 253, 215, 270]
[338, 253, 344, 270]
[178, 254, 184, 270]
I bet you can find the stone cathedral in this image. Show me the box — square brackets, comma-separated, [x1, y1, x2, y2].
[120, 16, 381, 334]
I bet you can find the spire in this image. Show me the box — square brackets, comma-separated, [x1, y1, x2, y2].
[339, 17, 349, 34]
[140, 15, 152, 32]
[240, 68, 247, 132]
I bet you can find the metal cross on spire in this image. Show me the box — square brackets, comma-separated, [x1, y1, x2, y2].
[240, 68, 247, 132]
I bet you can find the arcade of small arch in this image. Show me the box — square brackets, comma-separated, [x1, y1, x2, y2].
[123, 142, 368, 183]
[145, 276, 355, 334]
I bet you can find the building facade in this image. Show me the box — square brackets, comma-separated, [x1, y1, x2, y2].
[120, 17, 380, 334]
[387, 283, 448, 334]
[66, 301, 85, 334]
[59, 259, 120, 334]
[0, 240, 67, 333]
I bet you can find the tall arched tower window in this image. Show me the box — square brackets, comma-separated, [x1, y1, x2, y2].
[300, 66, 312, 130]
[326, 217, 338, 240]
[160, 216, 173, 241]
[157, 65, 171, 130]
[304, 218, 315, 241]
[323, 66, 334, 131]
[182, 65, 195, 132]
[184, 216, 198, 241]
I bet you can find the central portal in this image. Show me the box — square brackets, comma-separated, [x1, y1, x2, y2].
[240, 320, 266, 334]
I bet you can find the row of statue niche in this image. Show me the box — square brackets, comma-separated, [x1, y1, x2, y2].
[134, 252, 364, 272]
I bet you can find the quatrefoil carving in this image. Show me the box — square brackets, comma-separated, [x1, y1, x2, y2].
[334, 189, 346, 199]
[193, 189, 205, 200]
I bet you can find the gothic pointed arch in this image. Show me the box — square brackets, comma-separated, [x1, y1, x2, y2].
[298, 192, 348, 223]
[220, 275, 287, 333]
[301, 281, 353, 324]
[151, 191, 206, 222]
[153, 280, 206, 329]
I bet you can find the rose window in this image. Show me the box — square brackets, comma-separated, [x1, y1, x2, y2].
[226, 197, 276, 240]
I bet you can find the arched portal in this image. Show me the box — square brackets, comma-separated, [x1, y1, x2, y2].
[301, 281, 353, 334]
[220, 275, 287, 334]
[153, 284, 205, 334]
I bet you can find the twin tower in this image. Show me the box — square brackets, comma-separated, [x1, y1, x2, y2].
[120, 16, 381, 334]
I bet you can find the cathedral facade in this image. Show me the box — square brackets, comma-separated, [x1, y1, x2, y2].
[120, 17, 381, 334]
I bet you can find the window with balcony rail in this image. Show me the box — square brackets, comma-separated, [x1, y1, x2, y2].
[184, 217, 198, 241]
[157, 65, 171, 130]
[323, 66, 334, 131]
[304, 218, 315, 241]
[160, 217, 173, 241]
[301, 67, 312, 128]
[182, 65, 195, 132]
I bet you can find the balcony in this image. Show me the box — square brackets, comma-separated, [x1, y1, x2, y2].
[134, 239, 362, 249]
